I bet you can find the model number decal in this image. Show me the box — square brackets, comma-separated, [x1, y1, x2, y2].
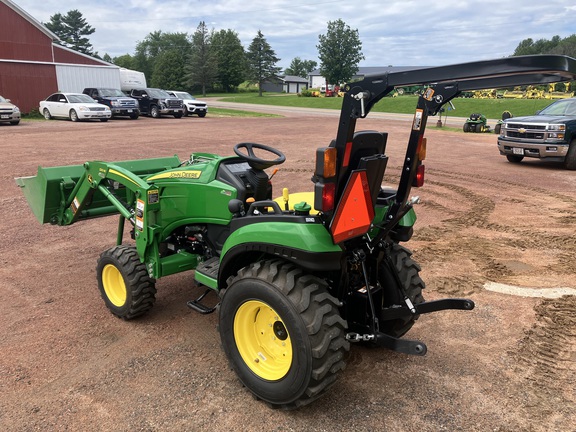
[413, 109, 423, 131]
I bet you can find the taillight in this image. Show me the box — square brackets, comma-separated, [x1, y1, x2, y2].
[321, 182, 336, 211]
[413, 164, 425, 187]
[314, 147, 337, 212]
[412, 137, 426, 187]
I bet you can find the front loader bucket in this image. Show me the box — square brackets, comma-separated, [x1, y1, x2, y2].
[15, 156, 181, 224]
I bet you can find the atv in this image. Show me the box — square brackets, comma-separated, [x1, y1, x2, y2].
[16, 55, 576, 409]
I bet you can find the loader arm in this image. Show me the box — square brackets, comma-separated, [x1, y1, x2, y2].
[320, 55, 576, 245]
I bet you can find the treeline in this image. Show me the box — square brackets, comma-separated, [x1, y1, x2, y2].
[514, 34, 576, 57]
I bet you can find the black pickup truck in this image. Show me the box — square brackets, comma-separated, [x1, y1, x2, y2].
[497, 97, 576, 169]
[128, 88, 184, 118]
[82, 88, 140, 119]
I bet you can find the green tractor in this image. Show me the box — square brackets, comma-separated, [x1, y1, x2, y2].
[463, 112, 489, 132]
[16, 55, 576, 409]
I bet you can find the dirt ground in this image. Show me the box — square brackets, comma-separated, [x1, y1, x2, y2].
[1, 106, 575, 432]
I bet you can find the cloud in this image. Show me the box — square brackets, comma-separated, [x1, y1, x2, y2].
[11, 0, 576, 68]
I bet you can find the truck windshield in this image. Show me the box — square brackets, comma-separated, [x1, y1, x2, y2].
[100, 89, 125, 97]
[148, 89, 171, 98]
[539, 99, 576, 116]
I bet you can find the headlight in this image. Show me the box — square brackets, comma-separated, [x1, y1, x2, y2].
[78, 106, 90, 112]
[548, 124, 566, 131]
[13, 106, 20, 113]
[111, 101, 120, 107]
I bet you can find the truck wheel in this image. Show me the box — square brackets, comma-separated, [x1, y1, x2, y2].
[173, 113, 183, 118]
[96, 245, 156, 320]
[69, 109, 79, 122]
[99, 118, 108, 122]
[130, 113, 139, 120]
[506, 154, 524, 163]
[219, 259, 349, 409]
[150, 105, 160, 118]
[183, 107, 189, 116]
[378, 243, 425, 338]
[198, 113, 206, 118]
[43, 108, 52, 120]
[563, 140, 576, 170]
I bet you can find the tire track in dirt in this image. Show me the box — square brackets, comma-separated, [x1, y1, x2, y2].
[404, 167, 576, 294]
[508, 296, 576, 428]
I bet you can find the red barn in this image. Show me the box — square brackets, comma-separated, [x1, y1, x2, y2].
[0, 0, 121, 113]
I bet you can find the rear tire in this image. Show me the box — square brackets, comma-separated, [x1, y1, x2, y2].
[378, 243, 425, 338]
[506, 154, 524, 163]
[475, 123, 484, 133]
[463, 123, 470, 132]
[96, 245, 156, 319]
[219, 259, 349, 409]
[563, 140, 576, 170]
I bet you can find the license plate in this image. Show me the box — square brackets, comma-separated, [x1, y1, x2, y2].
[127, 109, 133, 113]
[0, 115, 9, 119]
[513, 147, 524, 155]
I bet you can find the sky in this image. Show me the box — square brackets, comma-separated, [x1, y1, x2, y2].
[10, 0, 576, 69]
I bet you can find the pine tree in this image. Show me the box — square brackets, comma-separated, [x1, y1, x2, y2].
[44, 10, 95, 55]
[246, 30, 281, 96]
[185, 22, 218, 96]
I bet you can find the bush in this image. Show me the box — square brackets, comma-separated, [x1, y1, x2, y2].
[299, 88, 318, 97]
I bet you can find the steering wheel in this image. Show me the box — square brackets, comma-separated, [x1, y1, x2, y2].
[233, 142, 286, 170]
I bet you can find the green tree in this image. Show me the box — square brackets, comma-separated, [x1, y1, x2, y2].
[185, 21, 218, 96]
[246, 30, 282, 96]
[44, 10, 95, 55]
[317, 19, 364, 87]
[212, 30, 246, 92]
[284, 57, 317, 78]
[513, 35, 562, 56]
[151, 50, 185, 89]
[112, 54, 135, 69]
[102, 53, 112, 63]
[133, 31, 191, 87]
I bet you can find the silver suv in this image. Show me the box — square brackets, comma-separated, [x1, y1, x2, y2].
[0, 95, 21, 125]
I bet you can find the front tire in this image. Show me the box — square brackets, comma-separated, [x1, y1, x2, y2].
[96, 245, 156, 319]
[219, 259, 349, 409]
[43, 108, 52, 120]
[506, 154, 524, 163]
[69, 109, 79, 122]
[150, 105, 160, 118]
[173, 112, 183, 118]
[563, 140, 576, 170]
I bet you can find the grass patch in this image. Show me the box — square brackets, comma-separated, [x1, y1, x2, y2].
[216, 93, 558, 119]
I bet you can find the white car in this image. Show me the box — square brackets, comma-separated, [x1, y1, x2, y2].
[40, 93, 112, 122]
[166, 91, 208, 117]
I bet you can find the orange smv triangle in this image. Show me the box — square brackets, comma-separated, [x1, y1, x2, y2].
[330, 170, 375, 244]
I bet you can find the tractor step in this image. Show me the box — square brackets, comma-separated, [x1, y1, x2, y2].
[187, 288, 218, 314]
[189, 257, 220, 314]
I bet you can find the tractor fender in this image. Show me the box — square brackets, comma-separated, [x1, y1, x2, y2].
[218, 221, 343, 288]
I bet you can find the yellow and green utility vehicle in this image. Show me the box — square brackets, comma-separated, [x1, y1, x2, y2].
[16, 55, 576, 409]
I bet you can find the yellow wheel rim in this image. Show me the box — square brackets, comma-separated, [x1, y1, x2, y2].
[234, 300, 293, 381]
[102, 264, 127, 307]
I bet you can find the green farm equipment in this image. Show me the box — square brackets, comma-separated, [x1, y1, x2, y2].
[463, 112, 489, 132]
[16, 55, 576, 409]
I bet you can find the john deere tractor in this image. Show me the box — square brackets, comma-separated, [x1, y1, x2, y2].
[16, 55, 576, 409]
